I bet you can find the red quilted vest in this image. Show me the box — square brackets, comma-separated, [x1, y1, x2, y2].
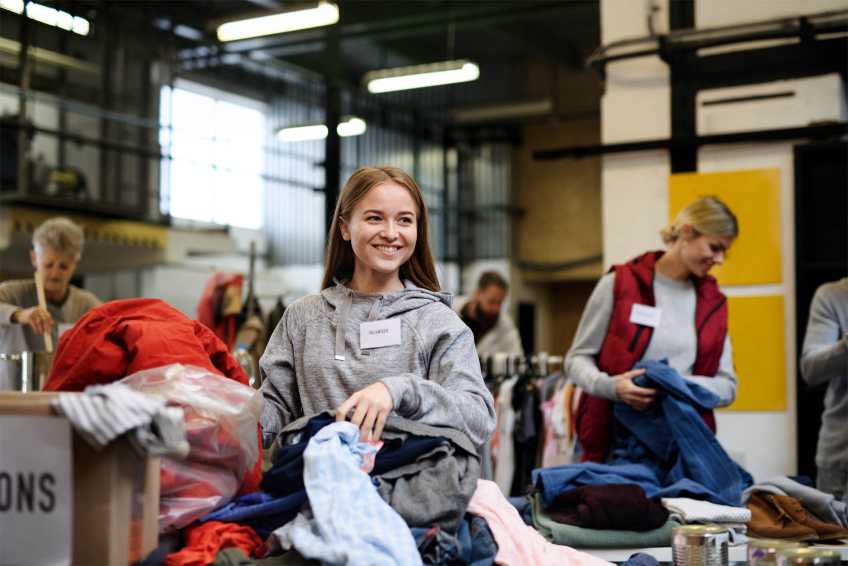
[576, 250, 728, 463]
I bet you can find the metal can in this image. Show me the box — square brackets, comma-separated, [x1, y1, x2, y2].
[776, 548, 841, 566]
[748, 539, 806, 565]
[672, 525, 730, 566]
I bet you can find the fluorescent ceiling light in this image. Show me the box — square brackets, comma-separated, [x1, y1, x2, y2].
[364, 60, 480, 94]
[0, 0, 90, 36]
[336, 117, 366, 137]
[217, 1, 339, 42]
[0, 0, 23, 14]
[276, 116, 366, 142]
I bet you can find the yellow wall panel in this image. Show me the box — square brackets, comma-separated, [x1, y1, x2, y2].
[723, 295, 786, 412]
[669, 169, 781, 285]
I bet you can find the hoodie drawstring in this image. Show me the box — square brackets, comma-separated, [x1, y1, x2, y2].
[334, 292, 352, 361]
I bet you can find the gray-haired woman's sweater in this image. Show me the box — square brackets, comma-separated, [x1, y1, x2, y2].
[259, 280, 496, 448]
[801, 278, 848, 468]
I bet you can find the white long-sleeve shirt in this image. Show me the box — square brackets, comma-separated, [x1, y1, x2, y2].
[565, 271, 737, 407]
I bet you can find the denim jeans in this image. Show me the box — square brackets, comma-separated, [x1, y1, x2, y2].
[411, 514, 497, 566]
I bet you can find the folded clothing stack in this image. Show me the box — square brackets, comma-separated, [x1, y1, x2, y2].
[661, 497, 750, 543]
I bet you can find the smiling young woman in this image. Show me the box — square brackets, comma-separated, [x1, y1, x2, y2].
[260, 166, 495, 447]
[564, 196, 740, 463]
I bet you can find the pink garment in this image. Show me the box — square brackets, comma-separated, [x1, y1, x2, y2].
[467, 479, 612, 566]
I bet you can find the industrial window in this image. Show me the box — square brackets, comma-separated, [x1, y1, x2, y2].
[159, 81, 266, 229]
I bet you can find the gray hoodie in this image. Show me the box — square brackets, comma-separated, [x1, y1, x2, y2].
[259, 280, 496, 448]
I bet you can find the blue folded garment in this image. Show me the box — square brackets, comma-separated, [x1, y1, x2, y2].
[533, 360, 753, 507]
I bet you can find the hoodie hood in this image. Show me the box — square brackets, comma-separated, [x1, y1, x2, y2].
[321, 280, 453, 361]
[321, 280, 452, 318]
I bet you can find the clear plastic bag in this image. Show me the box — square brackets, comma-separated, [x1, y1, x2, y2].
[121, 363, 262, 531]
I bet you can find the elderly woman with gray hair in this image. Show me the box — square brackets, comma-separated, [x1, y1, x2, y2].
[0, 217, 101, 351]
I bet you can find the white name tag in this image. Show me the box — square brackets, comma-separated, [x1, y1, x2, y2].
[630, 304, 662, 328]
[360, 318, 402, 350]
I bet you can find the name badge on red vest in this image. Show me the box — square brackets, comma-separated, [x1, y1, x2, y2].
[630, 304, 661, 327]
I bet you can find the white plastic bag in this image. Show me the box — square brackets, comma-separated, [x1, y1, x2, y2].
[121, 363, 262, 531]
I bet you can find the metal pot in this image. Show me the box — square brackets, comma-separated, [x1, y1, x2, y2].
[0, 351, 53, 392]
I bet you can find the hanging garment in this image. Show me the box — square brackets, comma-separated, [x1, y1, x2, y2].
[466, 479, 612, 566]
[548, 484, 668, 531]
[531, 494, 678, 549]
[541, 380, 576, 468]
[271, 422, 421, 566]
[197, 273, 245, 351]
[510, 376, 542, 497]
[492, 377, 518, 495]
[165, 521, 263, 566]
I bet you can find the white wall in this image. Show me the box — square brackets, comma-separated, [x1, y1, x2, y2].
[599, 0, 846, 480]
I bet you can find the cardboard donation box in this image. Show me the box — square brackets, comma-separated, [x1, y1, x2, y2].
[0, 392, 159, 566]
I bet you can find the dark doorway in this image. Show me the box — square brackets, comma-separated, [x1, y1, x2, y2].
[518, 302, 536, 356]
[794, 140, 848, 481]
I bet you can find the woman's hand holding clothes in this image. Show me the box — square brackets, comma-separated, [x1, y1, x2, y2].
[336, 381, 394, 441]
[613, 368, 656, 410]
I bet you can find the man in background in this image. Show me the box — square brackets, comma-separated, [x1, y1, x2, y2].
[455, 271, 524, 358]
[801, 277, 848, 501]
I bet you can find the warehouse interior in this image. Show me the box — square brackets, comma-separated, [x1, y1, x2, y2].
[1, 0, 847, 564]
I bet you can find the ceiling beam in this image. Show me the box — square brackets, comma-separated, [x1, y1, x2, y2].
[177, 2, 574, 63]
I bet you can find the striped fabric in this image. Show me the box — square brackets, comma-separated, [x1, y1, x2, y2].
[54, 383, 188, 457]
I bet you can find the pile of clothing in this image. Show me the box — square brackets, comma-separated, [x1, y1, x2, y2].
[743, 476, 848, 542]
[44, 299, 265, 531]
[521, 360, 753, 549]
[165, 412, 624, 566]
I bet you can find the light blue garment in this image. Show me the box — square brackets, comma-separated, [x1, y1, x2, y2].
[276, 422, 422, 566]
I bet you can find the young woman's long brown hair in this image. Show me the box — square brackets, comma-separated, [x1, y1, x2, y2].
[321, 166, 441, 291]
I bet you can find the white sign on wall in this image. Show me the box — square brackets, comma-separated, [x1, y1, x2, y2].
[0, 416, 72, 566]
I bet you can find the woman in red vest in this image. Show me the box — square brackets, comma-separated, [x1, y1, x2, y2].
[566, 196, 739, 463]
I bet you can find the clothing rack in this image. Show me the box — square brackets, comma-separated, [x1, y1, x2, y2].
[480, 351, 567, 382]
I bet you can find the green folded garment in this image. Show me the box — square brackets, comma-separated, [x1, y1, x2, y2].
[531, 494, 679, 548]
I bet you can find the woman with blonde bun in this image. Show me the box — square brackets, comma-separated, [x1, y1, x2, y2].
[566, 196, 739, 462]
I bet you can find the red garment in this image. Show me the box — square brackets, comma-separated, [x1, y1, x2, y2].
[165, 521, 263, 566]
[197, 273, 244, 351]
[43, 298, 262, 494]
[576, 250, 727, 463]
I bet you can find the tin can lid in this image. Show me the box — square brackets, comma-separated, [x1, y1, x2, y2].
[672, 524, 728, 535]
[779, 548, 841, 559]
[749, 539, 807, 550]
